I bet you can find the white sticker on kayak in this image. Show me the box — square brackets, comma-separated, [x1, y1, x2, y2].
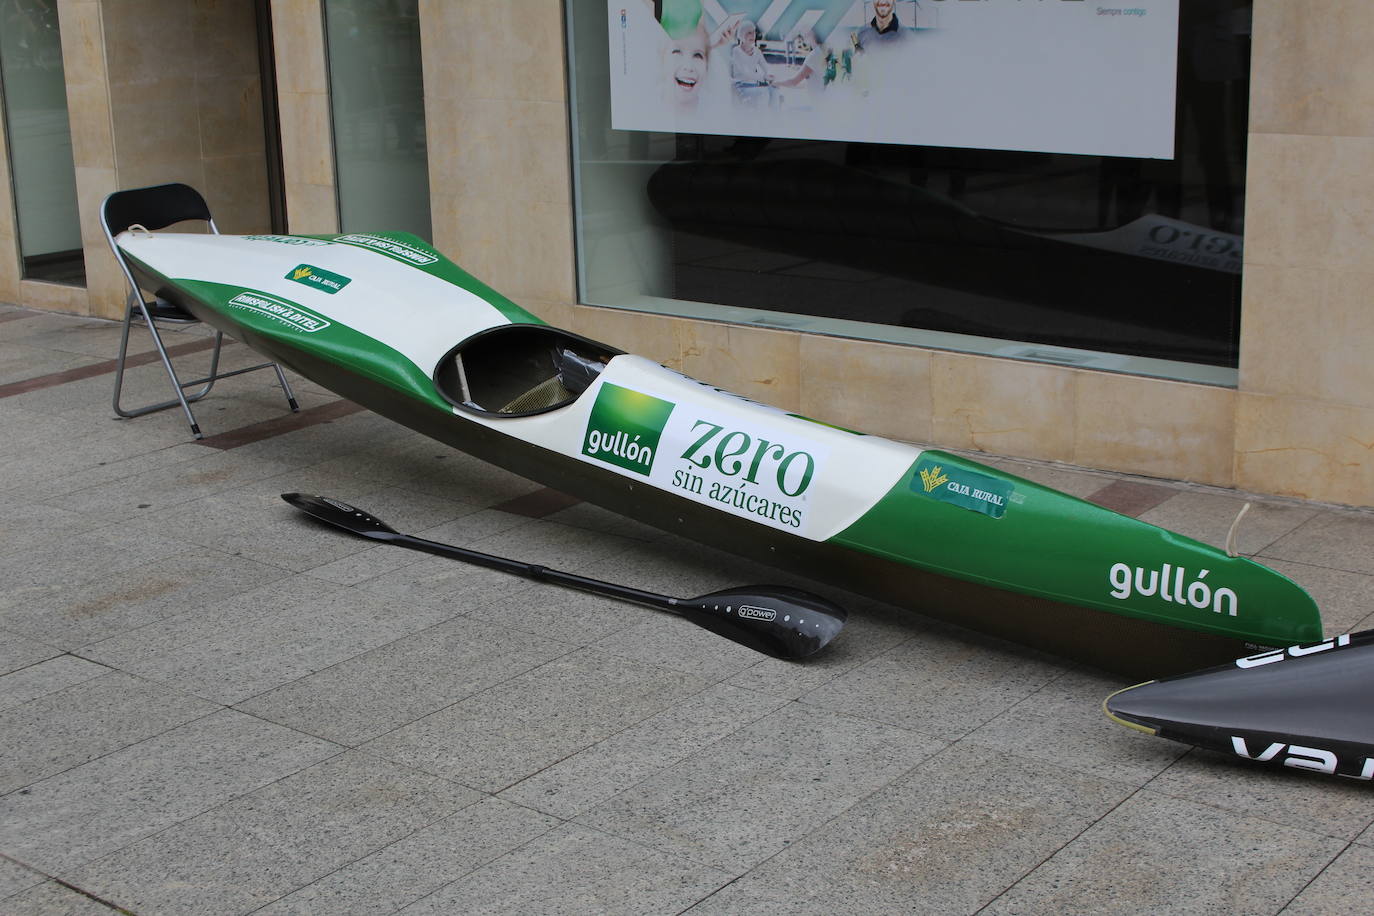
[581, 381, 829, 536]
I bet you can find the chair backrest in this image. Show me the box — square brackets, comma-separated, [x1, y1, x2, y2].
[101, 183, 216, 236]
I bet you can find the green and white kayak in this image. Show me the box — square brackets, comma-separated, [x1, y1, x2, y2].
[114, 228, 1322, 676]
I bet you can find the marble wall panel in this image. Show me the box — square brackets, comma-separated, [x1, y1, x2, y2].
[1236, 392, 1374, 507]
[930, 353, 1076, 462]
[1074, 372, 1235, 487]
[798, 335, 933, 445]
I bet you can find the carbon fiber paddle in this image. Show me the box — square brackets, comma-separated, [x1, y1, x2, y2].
[281, 493, 846, 660]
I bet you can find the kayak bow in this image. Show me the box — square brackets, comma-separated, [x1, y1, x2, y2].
[113, 228, 1322, 676]
[1105, 631, 1374, 779]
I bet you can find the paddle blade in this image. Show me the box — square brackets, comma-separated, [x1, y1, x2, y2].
[281, 492, 400, 539]
[678, 586, 846, 660]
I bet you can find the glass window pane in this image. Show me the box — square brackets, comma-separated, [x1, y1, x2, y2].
[0, 0, 85, 284]
[323, 0, 431, 240]
[566, 1, 1249, 385]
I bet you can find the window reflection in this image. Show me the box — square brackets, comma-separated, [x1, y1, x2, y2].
[0, 0, 85, 284]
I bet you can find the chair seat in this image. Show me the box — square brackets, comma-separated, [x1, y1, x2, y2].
[138, 298, 198, 323]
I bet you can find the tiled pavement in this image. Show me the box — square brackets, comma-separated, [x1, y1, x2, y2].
[2, 302, 1373, 915]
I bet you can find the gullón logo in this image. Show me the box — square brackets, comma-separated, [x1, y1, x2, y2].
[582, 383, 675, 476]
[285, 264, 351, 294]
[912, 458, 1011, 519]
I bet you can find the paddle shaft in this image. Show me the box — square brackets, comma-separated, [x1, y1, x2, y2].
[376, 531, 681, 612]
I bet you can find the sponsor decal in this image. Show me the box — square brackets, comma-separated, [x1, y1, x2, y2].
[1235, 633, 1352, 669]
[226, 292, 331, 333]
[912, 458, 1011, 519]
[672, 419, 819, 530]
[1231, 736, 1373, 779]
[244, 234, 331, 247]
[334, 233, 438, 265]
[1108, 562, 1238, 617]
[737, 605, 777, 622]
[582, 383, 675, 476]
[285, 264, 351, 294]
[580, 379, 829, 535]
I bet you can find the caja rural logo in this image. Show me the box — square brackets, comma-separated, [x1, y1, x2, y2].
[285, 263, 352, 294]
[582, 383, 675, 475]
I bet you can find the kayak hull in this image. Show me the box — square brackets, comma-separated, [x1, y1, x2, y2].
[118, 229, 1324, 678]
[1105, 631, 1374, 778]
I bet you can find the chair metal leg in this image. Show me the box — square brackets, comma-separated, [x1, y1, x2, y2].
[273, 364, 301, 412]
[112, 299, 212, 437]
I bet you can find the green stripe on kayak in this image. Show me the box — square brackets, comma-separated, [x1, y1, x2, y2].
[305, 232, 546, 327]
[832, 450, 1321, 646]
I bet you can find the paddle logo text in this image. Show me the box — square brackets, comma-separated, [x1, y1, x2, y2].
[737, 605, 776, 621]
[226, 292, 331, 334]
[582, 383, 675, 476]
[912, 458, 1012, 519]
[285, 264, 352, 295]
[1108, 562, 1238, 617]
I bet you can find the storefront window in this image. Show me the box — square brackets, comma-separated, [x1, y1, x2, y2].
[0, 0, 85, 284]
[567, 1, 1250, 385]
[324, 0, 431, 240]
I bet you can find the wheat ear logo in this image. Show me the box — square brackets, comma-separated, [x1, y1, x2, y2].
[292, 266, 312, 280]
[920, 465, 949, 493]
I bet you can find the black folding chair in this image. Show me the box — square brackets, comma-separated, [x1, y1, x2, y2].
[101, 183, 299, 439]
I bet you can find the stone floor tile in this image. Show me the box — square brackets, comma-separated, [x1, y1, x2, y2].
[499, 682, 789, 819]
[1139, 490, 1319, 555]
[79, 579, 455, 705]
[1146, 748, 1374, 841]
[966, 667, 1189, 784]
[236, 617, 571, 746]
[1262, 510, 1374, 577]
[800, 625, 1064, 739]
[0, 631, 61, 676]
[1281, 843, 1374, 915]
[0, 709, 338, 872]
[0, 855, 44, 899]
[0, 655, 108, 713]
[589, 616, 772, 681]
[0, 550, 294, 649]
[364, 649, 709, 792]
[0, 671, 221, 795]
[67, 751, 478, 916]
[0, 880, 120, 914]
[685, 740, 1134, 915]
[397, 823, 734, 916]
[577, 703, 944, 875]
[981, 791, 1345, 916]
[255, 797, 560, 916]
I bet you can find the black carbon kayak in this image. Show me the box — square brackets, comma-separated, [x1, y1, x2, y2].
[1105, 631, 1374, 779]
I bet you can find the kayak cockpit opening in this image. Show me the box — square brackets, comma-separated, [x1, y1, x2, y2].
[434, 324, 622, 416]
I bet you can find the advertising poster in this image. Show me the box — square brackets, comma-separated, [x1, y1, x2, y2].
[609, 0, 1180, 159]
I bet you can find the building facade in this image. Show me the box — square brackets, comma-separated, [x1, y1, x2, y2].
[0, 1, 1370, 508]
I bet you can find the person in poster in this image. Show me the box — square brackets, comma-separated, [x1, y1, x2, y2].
[729, 20, 773, 107]
[773, 28, 827, 108]
[854, 0, 909, 52]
